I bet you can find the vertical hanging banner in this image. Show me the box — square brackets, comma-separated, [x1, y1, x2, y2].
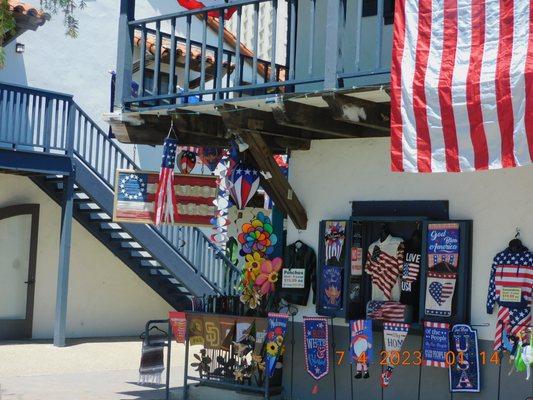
[322, 265, 343, 309]
[427, 223, 460, 269]
[169, 311, 187, 343]
[203, 315, 221, 349]
[425, 272, 457, 317]
[381, 322, 410, 388]
[303, 317, 330, 380]
[324, 221, 346, 264]
[350, 320, 373, 378]
[265, 313, 289, 377]
[423, 322, 450, 368]
[449, 325, 481, 393]
[187, 314, 205, 346]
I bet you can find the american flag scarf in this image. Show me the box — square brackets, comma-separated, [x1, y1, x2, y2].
[154, 137, 178, 225]
[391, 0, 533, 172]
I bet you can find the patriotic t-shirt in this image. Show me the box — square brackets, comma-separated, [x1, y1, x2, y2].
[365, 235, 405, 301]
[400, 238, 421, 317]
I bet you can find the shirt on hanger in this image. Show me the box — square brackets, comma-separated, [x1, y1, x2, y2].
[400, 237, 421, 317]
[277, 242, 317, 306]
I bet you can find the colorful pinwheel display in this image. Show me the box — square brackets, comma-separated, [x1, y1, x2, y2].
[238, 212, 277, 256]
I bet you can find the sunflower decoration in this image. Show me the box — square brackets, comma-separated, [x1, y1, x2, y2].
[239, 285, 262, 309]
[243, 252, 264, 286]
[266, 340, 280, 357]
[191, 349, 211, 376]
[238, 212, 278, 257]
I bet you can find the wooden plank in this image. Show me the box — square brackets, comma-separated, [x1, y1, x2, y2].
[240, 131, 307, 230]
[322, 93, 390, 132]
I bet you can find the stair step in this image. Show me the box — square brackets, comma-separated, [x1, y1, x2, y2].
[110, 231, 132, 240]
[74, 192, 90, 200]
[78, 202, 101, 211]
[140, 259, 161, 267]
[89, 212, 111, 221]
[120, 241, 142, 249]
[130, 250, 152, 258]
[99, 222, 122, 231]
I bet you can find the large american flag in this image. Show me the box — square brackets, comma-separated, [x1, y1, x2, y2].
[391, 0, 533, 172]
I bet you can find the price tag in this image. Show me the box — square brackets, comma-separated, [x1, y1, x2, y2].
[500, 287, 521, 303]
[282, 268, 305, 288]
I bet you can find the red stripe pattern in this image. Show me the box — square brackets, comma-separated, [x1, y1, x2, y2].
[391, 0, 533, 172]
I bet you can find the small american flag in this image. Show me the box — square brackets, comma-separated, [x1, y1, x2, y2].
[391, 0, 533, 172]
[366, 301, 407, 322]
[154, 138, 178, 225]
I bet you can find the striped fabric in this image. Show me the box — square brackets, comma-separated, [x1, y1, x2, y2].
[391, 0, 533, 172]
[365, 240, 404, 301]
[366, 301, 407, 322]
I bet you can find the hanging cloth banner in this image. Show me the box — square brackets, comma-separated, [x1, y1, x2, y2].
[423, 321, 450, 368]
[303, 317, 330, 380]
[265, 313, 289, 377]
[324, 221, 346, 264]
[254, 318, 269, 355]
[449, 325, 481, 393]
[427, 223, 460, 269]
[381, 322, 410, 388]
[169, 311, 187, 343]
[154, 137, 179, 225]
[219, 317, 236, 351]
[350, 320, 373, 379]
[321, 265, 343, 310]
[425, 272, 457, 317]
[187, 314, 205, 346]
[203, 315, 222, 349]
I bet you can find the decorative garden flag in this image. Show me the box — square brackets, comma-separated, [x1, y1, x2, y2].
[324, 221, 346, 264]
[169, 311, 187, 343]
[423, 321, 450, 368]
[381, 322, 410, 388]
[391, 0, 533, 172]
[303, 317, 330, 380]
[265, 313, 289, 377]
[425, 272, 457, 317]
[427, 223, 460, 269]
[154, 138, 178, 225]
[321, 265, 343, 310]
[350, 320, 373, 379]
[449, 325, 481, 393]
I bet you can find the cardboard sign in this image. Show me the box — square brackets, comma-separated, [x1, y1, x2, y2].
[282, 268, 305, 288]
[113, 169, 217, 226]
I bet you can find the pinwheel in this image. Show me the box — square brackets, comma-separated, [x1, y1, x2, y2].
[254, 257, 283, 295]
[237, 212, 278, 256]
[228, 161, 260, 210]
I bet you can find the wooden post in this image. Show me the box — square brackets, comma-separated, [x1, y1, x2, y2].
[115, 0, 136, 111]
[53, 171, 75, 347]
[323, 0, 342, 90]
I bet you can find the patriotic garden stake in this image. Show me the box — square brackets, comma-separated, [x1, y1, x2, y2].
[154, 136, 178, 225]
[381, 322, 410, 388]
[350, 320, 373, 379]
[303, 317, 329, 392]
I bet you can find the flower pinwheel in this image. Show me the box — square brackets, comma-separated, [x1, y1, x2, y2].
[243, 252, 264, 286]
[238, 212, 277, 256]
[255, 257, 282, 295]
[239, 285, 261, 309]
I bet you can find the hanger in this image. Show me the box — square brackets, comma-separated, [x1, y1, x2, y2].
[379, 223, 390, 242]
[140, 325, 167, 340]
[293, 239, 304, 250]
[508, 228, 527, 253]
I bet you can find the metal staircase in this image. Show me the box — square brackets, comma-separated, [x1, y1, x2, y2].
[0, 82, 240, 310]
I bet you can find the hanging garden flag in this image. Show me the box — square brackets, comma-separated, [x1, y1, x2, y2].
[350, 320, 373, 379]
[423, 321, 450, 368]
[265, 313, 289, 377]
[303, 317, 329, 381]
[449, 325, 481, 393]
[177, 0, 237, 19]
[425, 271, 457, 317]
[427, 223, 460, 269]
[154, 138, 178, 225]
[169, 311, 187, 343]
[324, 221, 346, 264]
[228, 161, 260, 210]
[381, 322, 410, 388]
[321, 265, 343, 310]
[187, 314, 205, 346]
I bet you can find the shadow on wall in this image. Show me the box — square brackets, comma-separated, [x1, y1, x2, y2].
[0, 40, 28, 85]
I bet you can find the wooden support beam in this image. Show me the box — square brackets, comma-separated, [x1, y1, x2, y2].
[239, 131, 308, 230]
[271, 99, 387, 138]
[322, 93, 390, 132]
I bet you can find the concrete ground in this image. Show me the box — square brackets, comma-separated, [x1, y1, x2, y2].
[0, 337, 186, 400]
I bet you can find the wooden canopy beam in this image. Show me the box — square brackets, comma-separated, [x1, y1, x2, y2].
[271, 99, 388, 138]
[322, 93, 390, 132]
[239, 131, 308, 230]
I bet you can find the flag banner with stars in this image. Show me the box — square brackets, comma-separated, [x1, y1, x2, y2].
[154, 138, 179, 225]
[113, 169, 218, 226]
[303, 317, 330, 380]
[425, 272, 457, 317]
[423, 321, 450, 368]
[381, 322, 410, 388]
[265, 313, 289, 378]
[449, 324, 480, 393]
[427, 223, 460, 269]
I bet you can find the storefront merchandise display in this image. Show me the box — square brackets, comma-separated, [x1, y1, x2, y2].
[265, 313, 289, 377]
[381, 322, 410, 388]
[400, 229, 421, 318]
[303, 317, 329, 381]
[278, 241, 317, 306]
[321, 264, 343, 310]
[449, 324, 480, 393]
[350, 319, 373, 379]
[366, 301, 408, 322]
[423, 321, 450, 368]
[487, 238, 533, 351]
[324, 221, 346, 264]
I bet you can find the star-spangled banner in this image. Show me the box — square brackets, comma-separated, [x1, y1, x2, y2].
[303, 317, 330, 380]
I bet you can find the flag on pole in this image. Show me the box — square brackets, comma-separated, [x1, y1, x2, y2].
[177, 0, 237, 19]
[154, 138, 178, 225]
[391, 0, 533, 172]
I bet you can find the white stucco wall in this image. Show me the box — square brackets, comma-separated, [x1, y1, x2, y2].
[0, 174, 170, 339]
[286, 137, 533, 341]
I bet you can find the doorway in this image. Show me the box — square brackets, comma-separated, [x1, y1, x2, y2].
[0, 204, 39, 339]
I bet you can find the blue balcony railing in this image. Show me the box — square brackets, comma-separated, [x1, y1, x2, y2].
[115, 0, 393, 112]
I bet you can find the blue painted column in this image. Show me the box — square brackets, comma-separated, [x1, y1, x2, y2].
[115, 0, 136, 111]
[53, 171, 75, 347]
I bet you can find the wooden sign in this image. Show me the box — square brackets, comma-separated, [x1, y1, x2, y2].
[113, 169, 217, 226]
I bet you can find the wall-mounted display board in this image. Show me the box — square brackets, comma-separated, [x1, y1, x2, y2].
[316, 201, 472, 329]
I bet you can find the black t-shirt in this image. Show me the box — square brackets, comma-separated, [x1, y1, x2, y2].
[277, 242, 317, 306]
[399, 238, 421, 318]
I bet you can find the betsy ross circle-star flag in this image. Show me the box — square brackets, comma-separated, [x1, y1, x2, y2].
[390, 0, 533, 172]
[177, 0, 237, 19]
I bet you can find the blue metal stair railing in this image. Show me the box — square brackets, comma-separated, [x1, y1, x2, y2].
[0, 82, 241, 296]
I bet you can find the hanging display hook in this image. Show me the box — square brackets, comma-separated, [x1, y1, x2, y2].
[167, 118, 178, 139]
[515, 227, 521, 239]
